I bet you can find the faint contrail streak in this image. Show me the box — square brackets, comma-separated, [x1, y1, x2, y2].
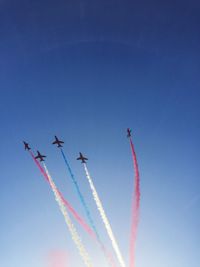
[29, 151, 95, 238]
[43, 163, 93, 267]
[129, 137, 140, 267]
[83, 163, 126, 267]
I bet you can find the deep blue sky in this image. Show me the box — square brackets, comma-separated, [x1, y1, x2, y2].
[0, 1, 200, 267]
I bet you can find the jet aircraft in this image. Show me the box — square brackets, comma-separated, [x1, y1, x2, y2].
[77, 152, 88, 163]
[35, 151, 46, 162]
[23, 141, 31, 150]
[127, 128, 132, 138]
[52, 136, 64, 147]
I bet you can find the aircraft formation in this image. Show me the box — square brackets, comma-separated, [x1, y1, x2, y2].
[23, 128, 138, 267]
[23, 129, 132, 162]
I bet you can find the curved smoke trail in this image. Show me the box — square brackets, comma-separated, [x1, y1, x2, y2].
[43, 163, 93, 267]
[30, 151, 115, 266]
[60, 149, 116, 267]
[129, 138, 140, 267]
[29, 151, 95, 239]
[83, 163, 126, 267]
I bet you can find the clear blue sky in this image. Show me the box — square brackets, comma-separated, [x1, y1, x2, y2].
[0, 1, 199, 267]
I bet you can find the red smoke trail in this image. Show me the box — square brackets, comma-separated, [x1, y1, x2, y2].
[43, 163, 93, 267]
[129, 138, 140, 267]
[30, 151, 116, 267]
[29, 151, 95, 239]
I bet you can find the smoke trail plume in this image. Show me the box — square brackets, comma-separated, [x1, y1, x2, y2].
[29, 151, 95, 238]
[29, 151, 115, 266]
[43, 163, 93, 267]
[129, 138, 140, 267]
[83, 163, 126, 267]
[48, 250, 68, 267]
[60, 149, 116, 267]
[60, 149, 100, 240]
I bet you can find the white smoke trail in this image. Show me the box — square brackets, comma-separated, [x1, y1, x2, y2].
[43, 163, 93, 267]
[83, 163, 126, 267]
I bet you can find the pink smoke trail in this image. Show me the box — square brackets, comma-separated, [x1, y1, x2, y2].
[30, 151, 116, 267]
[129, 138, 140, 267]
[43, 163, 93, 267]
[100, 243, 117, 267]
[48, 250, 69, 267]
[29, 151, 95, 239]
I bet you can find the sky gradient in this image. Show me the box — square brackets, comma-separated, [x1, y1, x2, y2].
[0, 1, 200, 267]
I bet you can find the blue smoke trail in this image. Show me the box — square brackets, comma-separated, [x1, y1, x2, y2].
[60, 149, 117, 267]
[60, 148, 101, 241]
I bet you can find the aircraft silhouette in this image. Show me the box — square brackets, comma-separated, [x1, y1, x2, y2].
[77, 152, 88, 163]
[35, 151, 46, 162]
[127, 128, 132, 138]
[23, 141, 31, 150]
[52, 135, 64, 147]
